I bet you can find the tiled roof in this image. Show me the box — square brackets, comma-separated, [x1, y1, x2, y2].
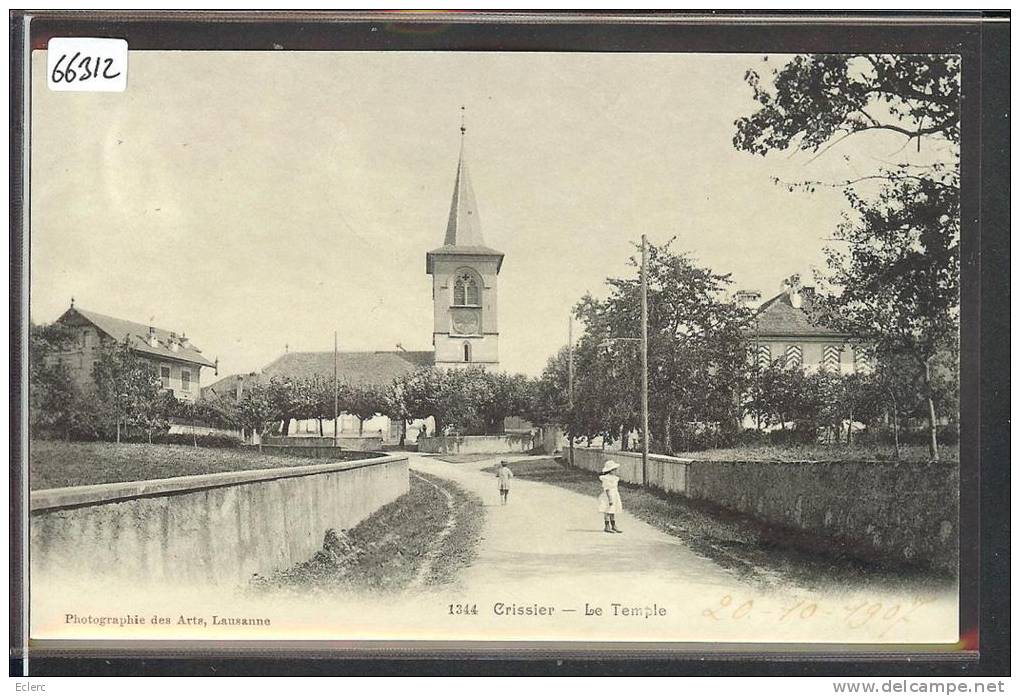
[426, 244, 505, 273]
[260, 350, 435, 388]
[58, 306, 216, 368]
[752, 288, 847, 339]
[202, 372, 261, 399]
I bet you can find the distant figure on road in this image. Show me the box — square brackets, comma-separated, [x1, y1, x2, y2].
[598, 461, 623, 533]
[496, 460, 514, 506]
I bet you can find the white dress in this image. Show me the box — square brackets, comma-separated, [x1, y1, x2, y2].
[598, 473, 623, 514]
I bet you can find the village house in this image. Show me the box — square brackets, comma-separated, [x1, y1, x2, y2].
[50, 303, 216, 402]
[739, 275, 871, 374]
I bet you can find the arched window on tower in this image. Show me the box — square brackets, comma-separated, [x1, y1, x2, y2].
[453, 271, 480, 306]
[463, 342, 472, 362]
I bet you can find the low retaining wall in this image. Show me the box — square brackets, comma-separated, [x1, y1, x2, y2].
[30, 453, 409, 589]
[259, 444, 379, 460]
[167, 421, 243, 439]
[420, 433, 535, 455]
[571, 447, 958, 573]
[264, 435, 384, 451]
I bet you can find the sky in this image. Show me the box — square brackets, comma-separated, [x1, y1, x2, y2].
[29, 50, 934, 378]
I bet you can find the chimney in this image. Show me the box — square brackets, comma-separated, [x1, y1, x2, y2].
[148, 326, 159, 348]
[783, 274, 803, 309]
[180, 333, 192, 350]
[169, 331, 180, 352]
[735, 289, 762, 309]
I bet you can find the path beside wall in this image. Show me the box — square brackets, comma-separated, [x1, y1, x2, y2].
[571, 447, 958, 573]
[31, 453, 409, 589]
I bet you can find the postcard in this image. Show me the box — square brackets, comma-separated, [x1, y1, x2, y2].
[24, 42, 965, 652]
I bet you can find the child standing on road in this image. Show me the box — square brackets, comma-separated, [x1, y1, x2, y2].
[598, 460, 623, 533]
[496, 460, 514, 506]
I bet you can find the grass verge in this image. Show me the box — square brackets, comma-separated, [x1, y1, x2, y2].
[29, 440, 375, 490]
[485, 457, 953, 593]
[253, 471, 483, 595]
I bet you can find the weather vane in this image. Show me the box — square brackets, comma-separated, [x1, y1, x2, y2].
[460, 105, 466, 136]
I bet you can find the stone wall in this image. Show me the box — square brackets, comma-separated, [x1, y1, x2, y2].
[31, 454, 409, 589]
[420, 433, 535, 455]
[264, 435, 384, 451]
[259, 444, 379, 460]
[570, 447, 958, 572]
[167, 421, 243, 439]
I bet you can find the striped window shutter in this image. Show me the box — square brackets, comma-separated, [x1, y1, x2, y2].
[822, 345, 841, 371]
[785, 344, 803, 369]
[757, 344, 771, 369]
[854, 348, 872, 373]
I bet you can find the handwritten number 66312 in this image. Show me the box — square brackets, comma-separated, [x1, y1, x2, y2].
[51, 52, 122, 83]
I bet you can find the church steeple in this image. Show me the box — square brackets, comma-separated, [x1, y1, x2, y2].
[443, 136, 485, 248]
[425, 109, 504, 370]
[426, 108, 504, 274]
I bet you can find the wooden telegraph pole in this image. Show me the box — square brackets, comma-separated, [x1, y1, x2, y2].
[640, 234, 649, 486]
[568, 314, 574, 466]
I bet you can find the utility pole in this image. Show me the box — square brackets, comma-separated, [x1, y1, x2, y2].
[640, 234, 649, 486]
[333, 331, 339, 447]
[568, 314, 574, 466]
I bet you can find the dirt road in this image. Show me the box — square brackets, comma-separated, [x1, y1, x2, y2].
[409, 454, 959, 645]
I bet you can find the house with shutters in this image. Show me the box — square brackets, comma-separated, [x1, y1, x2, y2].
[49, 303, 216, 403]
[740, 275, 871, 374]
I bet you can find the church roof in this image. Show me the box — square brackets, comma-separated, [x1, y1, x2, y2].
[57, 306, 216, 368]
[260, 350, 435, 388]
[427, 142, 504, 274]
[752, 287, 848, 339]
[202, 371, 261, 400]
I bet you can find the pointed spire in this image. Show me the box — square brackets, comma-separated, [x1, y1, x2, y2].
[444, 107, 485, 247]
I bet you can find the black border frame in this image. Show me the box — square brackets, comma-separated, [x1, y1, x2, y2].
[8, 9, 1010, 677]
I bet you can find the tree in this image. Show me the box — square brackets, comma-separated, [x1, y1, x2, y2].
[817, 181, 958, 459]
[565, 339, 639, 447]
[743, 360, 813, 433]
[29, 323, 98, 440]
[433, 368, 489, 435]
[469, 370, 531, 435]
[525, 348, 571, 429]
[92, 338, 164, 443]
[734, 53, 960, 460]
[342, 383, 388, 436]
[389, 366, 534, 440]
[266, 376, 298, 435]
[573, 239, 752, 454]
[137, 391, 176, 444]
[394, 367, 447, 432]
[235, 382, 276, 450]
[735, 54, 959, 159]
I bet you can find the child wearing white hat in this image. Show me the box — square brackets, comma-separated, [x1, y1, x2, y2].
[496, 460, 514, 506]
[598, 460, 623, 533]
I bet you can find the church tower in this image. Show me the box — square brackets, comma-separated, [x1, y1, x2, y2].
[426, 113, 504, 370]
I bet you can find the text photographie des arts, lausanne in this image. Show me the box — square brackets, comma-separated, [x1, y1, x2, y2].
[28, 49, 961, 647]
